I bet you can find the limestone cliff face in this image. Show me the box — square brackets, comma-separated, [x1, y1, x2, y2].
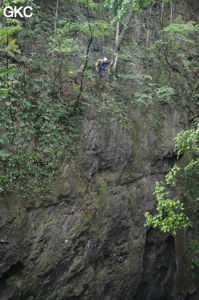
[0, 110, 194, 300]
[0, 0, 198, 299]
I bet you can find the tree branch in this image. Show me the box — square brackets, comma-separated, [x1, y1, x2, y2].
[73, 0, 93, 113]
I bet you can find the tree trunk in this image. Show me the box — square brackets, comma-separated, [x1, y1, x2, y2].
[112, 11, 132, 74]
[160, 0, 164, 28]
[170, 0, 173, 24]
[112, 21, 120, 73]
[54, 0, 59, 38]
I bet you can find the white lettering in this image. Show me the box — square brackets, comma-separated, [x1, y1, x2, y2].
[14, 6, 23, 18]
[23, 6, 33, 18]
[3, 6, 14, 18]
[3, 6, 34, 18]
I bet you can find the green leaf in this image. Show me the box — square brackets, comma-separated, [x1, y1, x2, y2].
[0, 89, 8, 95]
[0, 68, 15, 75]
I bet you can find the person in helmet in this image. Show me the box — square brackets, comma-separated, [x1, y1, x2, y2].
[96, 57, 112, 79]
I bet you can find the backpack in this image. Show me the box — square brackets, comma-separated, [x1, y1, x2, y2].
[95, 59, 102, 71]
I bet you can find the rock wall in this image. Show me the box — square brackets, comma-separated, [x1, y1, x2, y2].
[0, 107, 195, 300]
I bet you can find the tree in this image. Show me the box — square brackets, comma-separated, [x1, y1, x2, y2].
[0, 1, 27, 95]
[54, 0, 60, 38]
[145, 123, 199, 235]
[145, 181, 191, 235]
[104, 0, 166, 72]
[154, 17, 199, 94]
[0, 0, 24, 61]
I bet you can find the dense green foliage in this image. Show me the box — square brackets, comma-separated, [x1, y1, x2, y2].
[0, 0, 83, 201]
[0, 67, 81, 199]
[105, 0, 160, 21]
[0, 0, 198, 208]
[145, 182, 191, 235]
[145, 124, 199, 235]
